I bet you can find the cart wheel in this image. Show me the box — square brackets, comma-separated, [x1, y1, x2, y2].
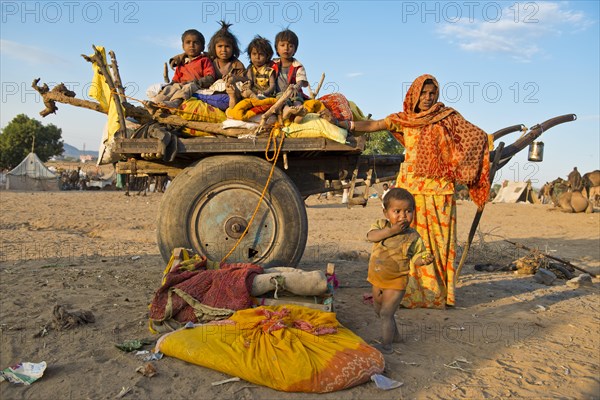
[157, 155, 308, 267]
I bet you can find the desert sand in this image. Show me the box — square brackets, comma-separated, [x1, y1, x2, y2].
[1, 188, 599, 399]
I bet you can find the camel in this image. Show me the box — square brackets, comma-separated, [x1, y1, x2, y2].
[582, 170, 600, 207]
[567, 167, 583, 192]
[549, 176, 593, 213]
[554, 191, 592, 213]
[539, 182, 553, 204]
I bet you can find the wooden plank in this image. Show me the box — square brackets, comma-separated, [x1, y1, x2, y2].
[114, 138, 163, 153]
[113, 137, 361, 154]
[178, 137, 360, 153]
[116, 160, 183, 177]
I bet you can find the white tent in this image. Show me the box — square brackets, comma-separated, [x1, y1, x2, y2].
[5, 152, 60, 191]
[493, 180, 539, 204]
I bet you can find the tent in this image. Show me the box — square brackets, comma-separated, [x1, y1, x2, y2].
[493, 180, 539, 204]
[5, 152, 60, 191]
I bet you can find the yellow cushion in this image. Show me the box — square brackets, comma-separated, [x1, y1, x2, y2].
[282, 113, 347, 143]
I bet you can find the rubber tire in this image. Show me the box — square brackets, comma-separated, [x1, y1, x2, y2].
[157, 155, 308, 267]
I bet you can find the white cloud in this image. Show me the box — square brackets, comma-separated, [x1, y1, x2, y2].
[437, 2, 594, 62]
[346, 72, 364, 78]
[0, 39, 68, 65]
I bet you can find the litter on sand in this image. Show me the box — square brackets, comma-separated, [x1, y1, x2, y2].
[371, 374, 403, 390]
[0, 361, 47, 385]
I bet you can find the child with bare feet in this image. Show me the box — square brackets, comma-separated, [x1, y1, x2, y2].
[367, 188, 433, 354]
[271, 29, 308, 123]
[226, 36, 276, 108]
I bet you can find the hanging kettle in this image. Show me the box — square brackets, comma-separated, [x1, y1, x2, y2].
[527, 141, 544, 162]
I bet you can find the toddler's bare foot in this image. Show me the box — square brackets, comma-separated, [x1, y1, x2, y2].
[293, 107, 307, 123]
[282, 105, 304, 121]
[241, 89, 257, 99]
[373, 343, 394, 355]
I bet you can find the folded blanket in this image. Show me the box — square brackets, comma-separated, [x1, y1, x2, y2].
[149, 257, 263, 327]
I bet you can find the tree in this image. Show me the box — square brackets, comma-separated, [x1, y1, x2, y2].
[0, 114, 63, 169]
[362, 131, 404, 156]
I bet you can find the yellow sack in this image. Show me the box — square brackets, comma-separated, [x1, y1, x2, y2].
[225, 97, 277, 121]
[283, 113, 347, 143]
[156, 305, 384, 393]
[176, 99, 227, 136]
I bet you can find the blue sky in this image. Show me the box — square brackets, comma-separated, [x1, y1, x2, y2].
[1, 0, 598, 186]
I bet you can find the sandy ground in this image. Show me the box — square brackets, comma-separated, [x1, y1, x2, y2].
[0, 189, 599, 400]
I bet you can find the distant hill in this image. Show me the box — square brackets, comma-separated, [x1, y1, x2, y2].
[62, 143, 97, 159]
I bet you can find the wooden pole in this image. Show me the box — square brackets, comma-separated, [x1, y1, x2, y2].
[455, 141, 505, 283]
[108, 50, 126, 100]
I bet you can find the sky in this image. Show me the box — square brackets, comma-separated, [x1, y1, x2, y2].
[1, 0, 598, 187]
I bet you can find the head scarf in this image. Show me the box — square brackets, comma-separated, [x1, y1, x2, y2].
[386, 74, 490, 209]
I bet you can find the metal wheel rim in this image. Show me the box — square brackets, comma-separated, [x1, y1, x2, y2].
[188, 183, 278, 263]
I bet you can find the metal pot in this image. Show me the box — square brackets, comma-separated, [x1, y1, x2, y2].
[528, 141, 544, 162]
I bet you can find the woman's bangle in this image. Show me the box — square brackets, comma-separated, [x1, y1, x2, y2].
[349, 121, 355, 132]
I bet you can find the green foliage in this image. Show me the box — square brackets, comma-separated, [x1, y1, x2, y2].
[362, 131, 404, 155]
[0, 114, 63, 169]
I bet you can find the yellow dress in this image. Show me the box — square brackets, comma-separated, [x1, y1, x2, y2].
[367, 220, 428, 291]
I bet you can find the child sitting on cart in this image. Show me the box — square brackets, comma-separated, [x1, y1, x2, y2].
[153, 29, 216, 108]
[272, 28, 309, 123]
[226, 35, 276, 108]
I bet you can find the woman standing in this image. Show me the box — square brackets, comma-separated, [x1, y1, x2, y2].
[342, 74, 491, 307]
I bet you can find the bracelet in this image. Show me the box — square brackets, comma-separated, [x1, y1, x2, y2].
[349, 121, 355, 132]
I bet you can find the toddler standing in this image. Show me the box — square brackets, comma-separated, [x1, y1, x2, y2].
[367, 188, 433, 354]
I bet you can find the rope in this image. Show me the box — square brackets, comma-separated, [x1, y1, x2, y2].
[220, 125, 285, 264]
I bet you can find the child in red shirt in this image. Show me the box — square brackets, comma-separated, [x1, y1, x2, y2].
[154, 29, 216, 108]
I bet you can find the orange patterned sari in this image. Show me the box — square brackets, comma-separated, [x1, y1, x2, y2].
[384, 74, 490, 307]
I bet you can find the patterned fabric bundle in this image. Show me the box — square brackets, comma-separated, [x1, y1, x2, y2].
[156, 305, 384, 392]
[318, 93, 353, 122]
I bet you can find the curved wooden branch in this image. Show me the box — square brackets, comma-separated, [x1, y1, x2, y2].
[490, 114, 576, 163]
[500, 114, 576, 159]
[149, 110, 251, 138]
[32, 79, 257, 137]
[492, 124, 526, 141]
[32, 78, 103, 117]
